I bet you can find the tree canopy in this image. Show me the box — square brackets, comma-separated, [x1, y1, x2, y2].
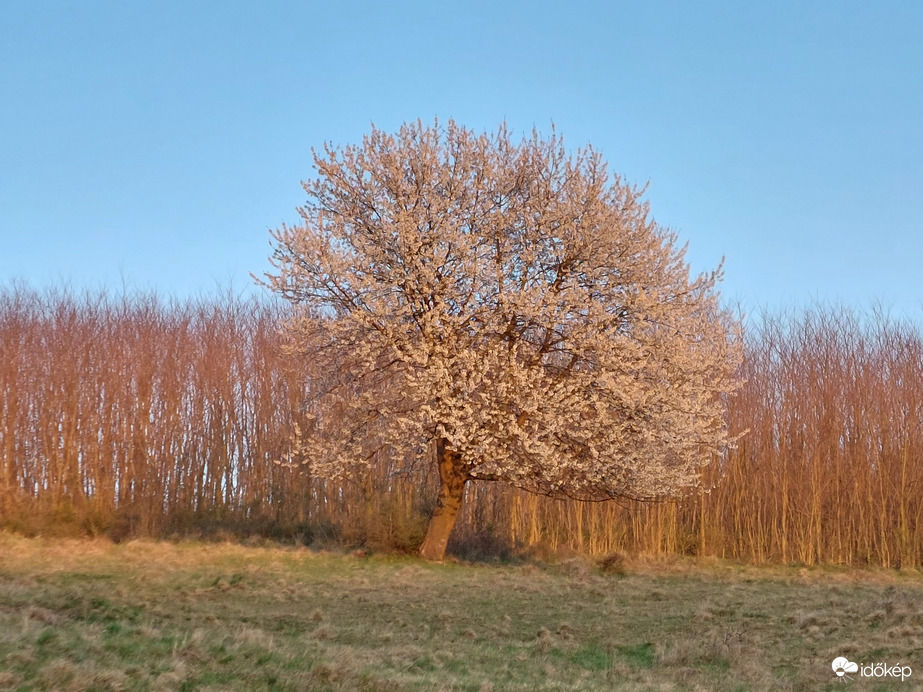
[265, 120, 742, 560]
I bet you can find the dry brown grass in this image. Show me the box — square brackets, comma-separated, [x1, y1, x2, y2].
[1, 534, 922, 690]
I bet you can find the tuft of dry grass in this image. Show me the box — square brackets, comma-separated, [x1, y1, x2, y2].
[1, 533, 922, 690]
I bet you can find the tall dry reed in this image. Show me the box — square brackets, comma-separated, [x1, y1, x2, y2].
[1, 286, 920, 566]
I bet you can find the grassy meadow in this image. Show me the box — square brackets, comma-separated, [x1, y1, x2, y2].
[1, 534, 921, 691]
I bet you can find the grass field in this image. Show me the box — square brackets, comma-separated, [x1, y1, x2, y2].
[0, 534, 921, 691]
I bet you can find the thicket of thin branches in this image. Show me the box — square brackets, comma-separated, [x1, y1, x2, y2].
[1, 285, 921, 566]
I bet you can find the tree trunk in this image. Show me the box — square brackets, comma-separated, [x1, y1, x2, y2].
[419, 438, 468, 562]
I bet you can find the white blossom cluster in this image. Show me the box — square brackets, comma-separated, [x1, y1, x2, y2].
[266, 121, 742, 501]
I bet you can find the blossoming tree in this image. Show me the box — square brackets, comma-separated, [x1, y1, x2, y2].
[265, 120, 742, 561]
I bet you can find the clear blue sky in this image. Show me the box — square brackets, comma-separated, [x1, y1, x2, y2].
[3, 1, 921, 319]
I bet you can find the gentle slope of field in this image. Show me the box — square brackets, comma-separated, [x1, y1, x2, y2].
[0, 534, 921, 691]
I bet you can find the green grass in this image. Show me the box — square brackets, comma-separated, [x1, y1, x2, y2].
[0, 534, 921, 690]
